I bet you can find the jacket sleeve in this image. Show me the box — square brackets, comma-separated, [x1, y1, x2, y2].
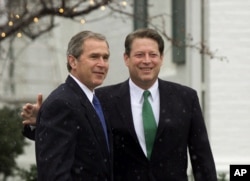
[188, 92, 217, 181]
[22, 125, 36, 141]
[35, 98, 77, 181]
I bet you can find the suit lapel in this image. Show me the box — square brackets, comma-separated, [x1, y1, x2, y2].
[66, 76, 110, 156]
[114, 81, 146, 153]
[85, 102, 110, 155]
[155, 79, 175, 142]
[117, 81, 138, 138]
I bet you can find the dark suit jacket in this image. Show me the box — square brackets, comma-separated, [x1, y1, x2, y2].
[96, 79, 217, 181]
[33, 76, 112, 181]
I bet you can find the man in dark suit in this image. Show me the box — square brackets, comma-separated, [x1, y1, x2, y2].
[96, 28, 217, 180]
[22, 28, 217, 180]
[23, 31, 113, 180]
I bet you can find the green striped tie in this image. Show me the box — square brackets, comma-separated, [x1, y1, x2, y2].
[142, 90, 157, 159]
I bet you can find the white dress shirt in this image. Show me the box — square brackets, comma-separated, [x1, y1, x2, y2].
[129, 79, 160, 156]
[69, 74, 94, 104]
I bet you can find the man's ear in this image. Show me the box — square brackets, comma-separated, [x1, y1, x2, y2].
[68, 55, 77, 69]
[123, 53, 129, 66]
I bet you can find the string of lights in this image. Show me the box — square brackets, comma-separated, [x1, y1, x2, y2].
[0, 0, 128, 40]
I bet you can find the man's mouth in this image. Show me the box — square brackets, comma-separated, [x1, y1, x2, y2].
[94, 71, 105, 75]
[140, 67, 152, 72]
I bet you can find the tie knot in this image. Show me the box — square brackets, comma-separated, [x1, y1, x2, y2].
[143, 90, 151, 99]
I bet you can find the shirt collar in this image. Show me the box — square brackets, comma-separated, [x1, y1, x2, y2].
[129, 79, 159, 103]
[69, 74, 94, 102]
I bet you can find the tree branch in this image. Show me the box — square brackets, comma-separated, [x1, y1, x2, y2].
[0, 0, 112, 42]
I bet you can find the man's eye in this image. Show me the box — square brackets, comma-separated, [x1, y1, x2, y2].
[91, 55, 99, 59]
[135, 54, 143, 58]
[103, 56, 109, 61]
[150, 54, 158, 58]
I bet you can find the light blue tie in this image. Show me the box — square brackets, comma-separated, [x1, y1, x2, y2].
[92, 94, 109, 149]
[142, 90, 157, 159]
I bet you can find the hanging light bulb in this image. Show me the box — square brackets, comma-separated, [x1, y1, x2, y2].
[17, 32, 22, 38]
[121, 1, 127, 6]
[33, 17, 39, 23]
[1, 32, 6, 38]
[100, 6, 106, 11]
[80, 19, 86, 24]
[89, 0, 95, 6]
[59, 8, 64, 14]
[8, 21, 13, 26]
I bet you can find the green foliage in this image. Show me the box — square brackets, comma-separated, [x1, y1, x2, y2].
[0, 106, 28, 178]
[217, 172, 228, 181]
[17, 164, 37, 181]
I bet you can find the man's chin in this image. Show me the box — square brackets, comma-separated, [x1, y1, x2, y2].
[140, 75, 154, 81]
[93, 80, 104, 87]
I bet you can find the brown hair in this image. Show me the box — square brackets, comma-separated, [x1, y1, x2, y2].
[124, 28, 164, 56]
[66, 31, 109, 71]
